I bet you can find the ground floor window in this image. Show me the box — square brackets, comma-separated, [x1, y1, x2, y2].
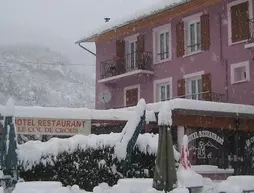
[187, 127, 254, 175]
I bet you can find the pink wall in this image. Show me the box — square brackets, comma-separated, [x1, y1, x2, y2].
[95, 0, 254, 109]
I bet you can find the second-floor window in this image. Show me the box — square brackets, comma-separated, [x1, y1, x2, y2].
[153, 23, 171, 64]
[188, 20, 201, 53]
[176, 13, 210, 57]
[186, 76, 202, 100]
[159, 31, 169, 60]
[128, 40, 137, 70]
[227, 0, 251, 45]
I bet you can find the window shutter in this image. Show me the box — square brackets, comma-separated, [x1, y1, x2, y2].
[202, 73, 212, 101]
[231, 2, 250, 43]
[116, 40, 125, 58]
[116, 40, 125, 73]
[126, 90, 131, 107]
[137, 34, 145, 53]
[176, 21, 185, 57]
[132, 88, 138, 106]
[125, 88, 138, 107]
[201, 14, 210, 50]
[239, 2, 250, 40]
[177, 79, 185, 97]
[137, 34, 145, 69]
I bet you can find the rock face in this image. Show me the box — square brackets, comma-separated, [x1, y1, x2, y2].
[0, 44, 95, 108]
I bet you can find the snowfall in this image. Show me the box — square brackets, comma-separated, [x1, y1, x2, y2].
[2, 98, 254, 193]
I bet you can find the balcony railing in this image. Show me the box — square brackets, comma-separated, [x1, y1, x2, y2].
[111, 91, 226, 109]
[177, 91, 226, 103]
[100, 51, 153, 79]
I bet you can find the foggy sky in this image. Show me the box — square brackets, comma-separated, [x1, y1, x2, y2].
[0, 0, 158, 65]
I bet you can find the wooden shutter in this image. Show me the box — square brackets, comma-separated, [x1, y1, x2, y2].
[177, 79, 185, 97]
[176, 21, 185, 57]
[202, 73, 212, 101]
[126, 90, 132, 107]
[239, 2, 250, 40]
[125, 88, 138, 107]
[231, 2, 250, 43]
[116, 40, 125, 73]
[201, 14, 210, 50]
[137, 34, 145, 69]
[131, 88, 138, 106]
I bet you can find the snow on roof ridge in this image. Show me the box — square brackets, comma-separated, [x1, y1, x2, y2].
[1, 99, 253, 123]
[76, 0, 188, 43]
[0, 104, 157, 122]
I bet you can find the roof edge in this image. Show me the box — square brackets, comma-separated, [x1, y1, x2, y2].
[75, 0, 190, 44]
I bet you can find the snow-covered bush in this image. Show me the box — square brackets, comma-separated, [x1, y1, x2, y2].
[18, 133, 160, 191]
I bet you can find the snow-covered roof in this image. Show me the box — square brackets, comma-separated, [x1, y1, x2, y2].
[1, 99, 253, 122]
[75, 0, 188, 43]
[0, 104, 156, 122]
[124, 98, 254, 115]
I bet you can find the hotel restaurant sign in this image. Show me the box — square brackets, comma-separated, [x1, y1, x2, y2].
[14, 117, 91, 136]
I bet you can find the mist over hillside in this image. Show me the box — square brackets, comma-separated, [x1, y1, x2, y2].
[0, 44, 95, 108]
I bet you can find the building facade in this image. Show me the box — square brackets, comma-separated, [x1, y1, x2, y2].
[77, 0, 254, 110]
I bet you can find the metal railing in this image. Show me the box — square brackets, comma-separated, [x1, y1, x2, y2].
[176, 91, 226, 102]
[111, 91, 226, 109]
[100, 51, 153, 79]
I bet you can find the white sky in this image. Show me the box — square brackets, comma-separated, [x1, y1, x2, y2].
[0, 0, 159, 65]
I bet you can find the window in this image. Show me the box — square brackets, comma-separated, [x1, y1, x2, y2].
[179, 12, 209, 57]
[158, 83, 171, 101]
[153, 24, 171, 63]
[186, 76, 202, 100]
[187, 20, 201, 53]
[231, 61, 250, 84]
[124, 33, 139, 71]
[153, 78, 172, 102]
[159, 31, 169, 60]
[227, 0, 252, 45]
[128, 40, 137, 70]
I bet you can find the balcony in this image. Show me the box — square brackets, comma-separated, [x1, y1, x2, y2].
[99, 51, 154, 83]
[245, 18, 254, 49]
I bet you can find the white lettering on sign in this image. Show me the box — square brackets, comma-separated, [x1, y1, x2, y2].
[15, 117, 91, 136]
[246, 136, 254, 148]
[188, 130, 224, 145]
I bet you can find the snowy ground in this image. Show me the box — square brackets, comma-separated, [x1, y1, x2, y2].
[11, 176, 254, 193]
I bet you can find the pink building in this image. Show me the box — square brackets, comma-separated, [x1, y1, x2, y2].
[76, 0, 254, 110]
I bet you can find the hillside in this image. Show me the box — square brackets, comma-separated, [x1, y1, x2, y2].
[0, 45, 95, 108]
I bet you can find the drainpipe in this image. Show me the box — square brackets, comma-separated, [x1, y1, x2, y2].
[78, 43, 96, 56]
[218, 12, 229, 102]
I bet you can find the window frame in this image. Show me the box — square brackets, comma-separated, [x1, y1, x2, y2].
[183, 71, 204, 100]
[152, 23, 172, 64]
[187, 19, 201, 54]
[227, 0, 253, 46]
[153, 77, 173, 102]
[158, 30, 170, 61]
[124, 33, 139, 71]
[230, 61, 250, 84]
[183, 12, 203, 56]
